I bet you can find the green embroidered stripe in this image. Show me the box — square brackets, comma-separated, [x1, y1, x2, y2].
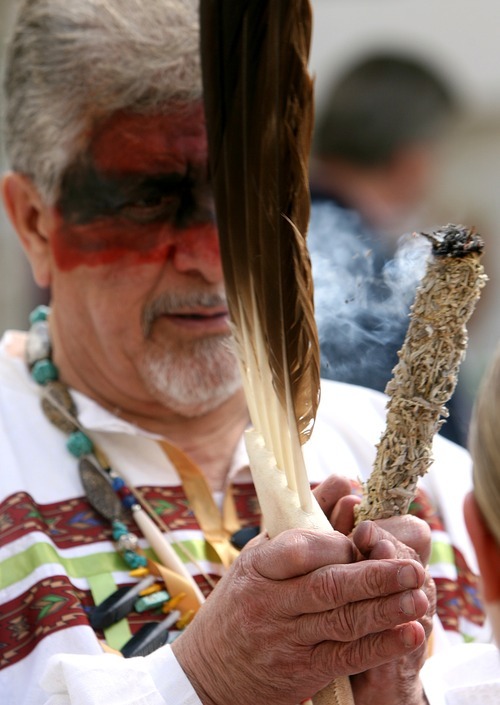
[88, 573, 132, 651]
[0, 538, 218, 589]
[1, 542, 125, 588]
[429, 540, 455, 567]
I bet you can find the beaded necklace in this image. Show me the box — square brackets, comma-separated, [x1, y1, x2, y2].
[25, 305, 213, 655]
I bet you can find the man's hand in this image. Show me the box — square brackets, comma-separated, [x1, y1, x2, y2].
[172, 527, 429, 705]
[314, 474, 435, 704]
[313, 474, 360, 535]
[348, 519, 436, 705]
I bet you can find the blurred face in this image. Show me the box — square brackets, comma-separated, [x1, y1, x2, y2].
[44, 102, 241, 415]
[463, 490, 500, 649]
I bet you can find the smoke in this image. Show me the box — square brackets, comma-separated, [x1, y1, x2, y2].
[308, 201, 431, 393]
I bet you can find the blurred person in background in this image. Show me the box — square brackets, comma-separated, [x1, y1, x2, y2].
[308, 53, 470, 446]
[421, 343, 500, 703]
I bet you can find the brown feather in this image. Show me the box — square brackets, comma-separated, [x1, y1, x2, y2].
[200, 9, 357, 701]
[200, 0, 319, 466]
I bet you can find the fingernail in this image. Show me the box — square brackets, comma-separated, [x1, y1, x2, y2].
[401, 623, 417, 648]
[398, 564, 418, 589]
[400, 591, 416, 616]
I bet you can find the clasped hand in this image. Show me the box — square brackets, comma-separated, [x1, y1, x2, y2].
[173, 477, 434, 705]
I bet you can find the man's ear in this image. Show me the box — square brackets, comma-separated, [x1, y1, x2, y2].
[464, 491, 500, 601]
[1, 172, 53, 288]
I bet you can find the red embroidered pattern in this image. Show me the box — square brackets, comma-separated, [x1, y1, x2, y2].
[410, 489, 485, 633]
[0, 492, 110, 548]
[0, 480, 485, 670]
[0, 486, 261, 549]
[0, 577, 90, 669]
[0, 483, 261, 669]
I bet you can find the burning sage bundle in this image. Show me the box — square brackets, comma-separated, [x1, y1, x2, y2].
[356, 224, 487, 522]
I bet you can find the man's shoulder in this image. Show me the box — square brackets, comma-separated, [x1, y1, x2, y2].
[309, 378, 471, 484]
[317, 378, 388, 426]
[303, 380, 388, 482]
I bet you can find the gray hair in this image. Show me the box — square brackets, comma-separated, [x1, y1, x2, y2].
[3, 0, 202, 204]
[469, 343, 500, 546]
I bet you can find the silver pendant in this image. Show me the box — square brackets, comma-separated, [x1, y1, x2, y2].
[41, 381, 78, 434]
[79, 457, 123, 521]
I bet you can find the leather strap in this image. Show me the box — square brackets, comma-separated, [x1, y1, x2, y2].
[158, 440, 242, 568]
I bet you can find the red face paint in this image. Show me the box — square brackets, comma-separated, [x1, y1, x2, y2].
[51, 104, 216, 270]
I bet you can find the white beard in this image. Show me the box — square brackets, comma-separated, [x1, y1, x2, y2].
[140, 332, 242, 416]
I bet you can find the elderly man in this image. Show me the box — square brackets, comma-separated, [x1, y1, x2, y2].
[0, 1, 479, 704]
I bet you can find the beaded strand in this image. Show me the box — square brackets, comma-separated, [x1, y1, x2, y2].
[28, 305, 151, 571]
[26, 305, 203, 642]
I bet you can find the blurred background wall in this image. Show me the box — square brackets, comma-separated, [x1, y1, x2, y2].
[309, 0, 500, 412]
[0, 0, 33, 333]
[0, 0, 499, 412]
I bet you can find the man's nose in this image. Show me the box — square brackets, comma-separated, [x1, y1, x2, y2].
[169, 222, 223, 284]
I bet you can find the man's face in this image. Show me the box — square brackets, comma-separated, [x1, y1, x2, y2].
[44, 102, 241, 416]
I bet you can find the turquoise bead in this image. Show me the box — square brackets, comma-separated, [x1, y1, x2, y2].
[134, 590, 170, 613]
[29, 305, 51, 324]
[112, 520, 129, 540]
[32, 359, 58, 385]
[66, 430, 94, 457]
[123, 550, 147, 569]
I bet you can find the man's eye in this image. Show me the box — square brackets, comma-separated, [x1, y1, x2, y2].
[119, 194, 178, 223]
